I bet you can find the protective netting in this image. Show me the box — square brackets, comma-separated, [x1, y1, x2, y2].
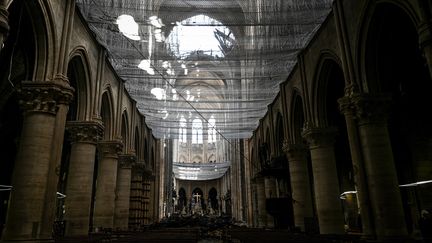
[76, 0, 333, 139]
[173, 161, 231, 181]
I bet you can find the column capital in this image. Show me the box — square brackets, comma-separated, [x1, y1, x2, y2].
[118, 154, 136, 169]
[17, 81, 74, 114]
[302, 126, 338, 149]
[351, 93, 392, 125]
[338, 96, 355, 117]
[66, 120, 104, 144]
[282, 140, 308, 159]
[133, 161, 154, 177]
[98, 140, 123, 158]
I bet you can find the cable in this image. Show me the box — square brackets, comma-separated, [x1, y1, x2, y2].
[85, 0, 257, 170]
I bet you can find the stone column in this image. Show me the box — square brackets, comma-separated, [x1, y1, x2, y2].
[255, 177, 267, 228]
[40, 76, 74, 238]
[352, 94, 408, 241]
[2, 81, 73, 242]
[114, 154, 135, 230]
[63, 121, 103, 236]
[0, 3, 9, 53]
[143, 177, 151, 225]
[93, 140, 123, 229]
[283, 142, 313, 231]
[338, 94, 374, 239]
[302, 127, 345, 234]
[128, 162, 144, 230]
[264, 177, 275, 227]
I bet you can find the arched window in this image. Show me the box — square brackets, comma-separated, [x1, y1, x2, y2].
[208, 116, 217, 143]
[192, 118, 203, 144]
[179, 116, 187, 143]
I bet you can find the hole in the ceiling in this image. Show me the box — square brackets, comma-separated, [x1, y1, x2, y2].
[166, 14, 235, 59]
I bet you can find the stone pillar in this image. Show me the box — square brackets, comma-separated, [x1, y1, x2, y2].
[338, 95, 375, 239]
[352, 94, 408, 241]
[264, 177, 275, 227]
[93, 140, 123, 229]
[0, 3, 9, 53]
[143, 177, 152, 225]
[2, 81, 73, 242]
[63, 121, 103, 236]
[302, 127, 345, 234]
[40, 76, 74, 238]
[255, 177, 267, 228]
[283, 142, 314, 231]
[114, 154, 135, 230]
[129, 162, 144, 229]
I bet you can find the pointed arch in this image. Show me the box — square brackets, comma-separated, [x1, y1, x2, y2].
[312, 53, 344, 127]
[358, 1, 423, 92]
[121, 110, 129, 152]
[290, 89, 306, 145]
[274, 112, 284, 156]
[192, 118, 203, 144]
[134, 126, 140, 159]
[67, 48, 91, 121]
[23, 0, 56, 80]
[100, 88, 114, 140]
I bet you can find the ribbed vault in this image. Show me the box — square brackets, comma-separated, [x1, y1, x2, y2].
[76, 0, 333, 139]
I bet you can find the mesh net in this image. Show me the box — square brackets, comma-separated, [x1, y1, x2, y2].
[76, 0, 333, 140]
[173, 161, 231, 181]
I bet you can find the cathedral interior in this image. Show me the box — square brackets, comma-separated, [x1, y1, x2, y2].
[0, 0, 432, 242]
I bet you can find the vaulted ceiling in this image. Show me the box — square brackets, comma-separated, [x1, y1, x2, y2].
[76, 0, 333, 139]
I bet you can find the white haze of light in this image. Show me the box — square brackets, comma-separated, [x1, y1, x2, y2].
[116, 15, 140, 41]
[168, 15, 234, 58]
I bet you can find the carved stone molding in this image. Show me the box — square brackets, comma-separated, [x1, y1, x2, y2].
[351, 93, 392, 125]
[17, 81, 74, 114]
[302, 126, 338, 149]
[282, 140, 308, 159]
[338, 96, 355, 116]
[66, 120, 104, 144]
[118, 154, 136, 169]
[98, 140, 123, 158]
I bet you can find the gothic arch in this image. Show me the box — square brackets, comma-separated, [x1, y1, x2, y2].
[358, 1, 422, 92]
[289, 90, 305, 145]
[361, 2, 432, 234]
[134, 126, 140, 159]
[192, 155, 202, 164]
[274, 112, 284, 156]
[67, 49, 91, 121]
[23, 0, 56, 80]
[100, 88, 115, 140]
[312, 54, 344, 128]
[143, 138, 148, 165]
[121, 110, 129, 152]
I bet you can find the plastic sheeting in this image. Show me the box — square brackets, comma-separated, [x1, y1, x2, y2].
[173, 161, 231, 181]
[76, 0, 333, 139]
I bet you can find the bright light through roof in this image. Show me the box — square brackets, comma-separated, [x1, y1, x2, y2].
[167, 15, 234, 59]
[151, 88, 166, 100]
[116, 15, 140, 41]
